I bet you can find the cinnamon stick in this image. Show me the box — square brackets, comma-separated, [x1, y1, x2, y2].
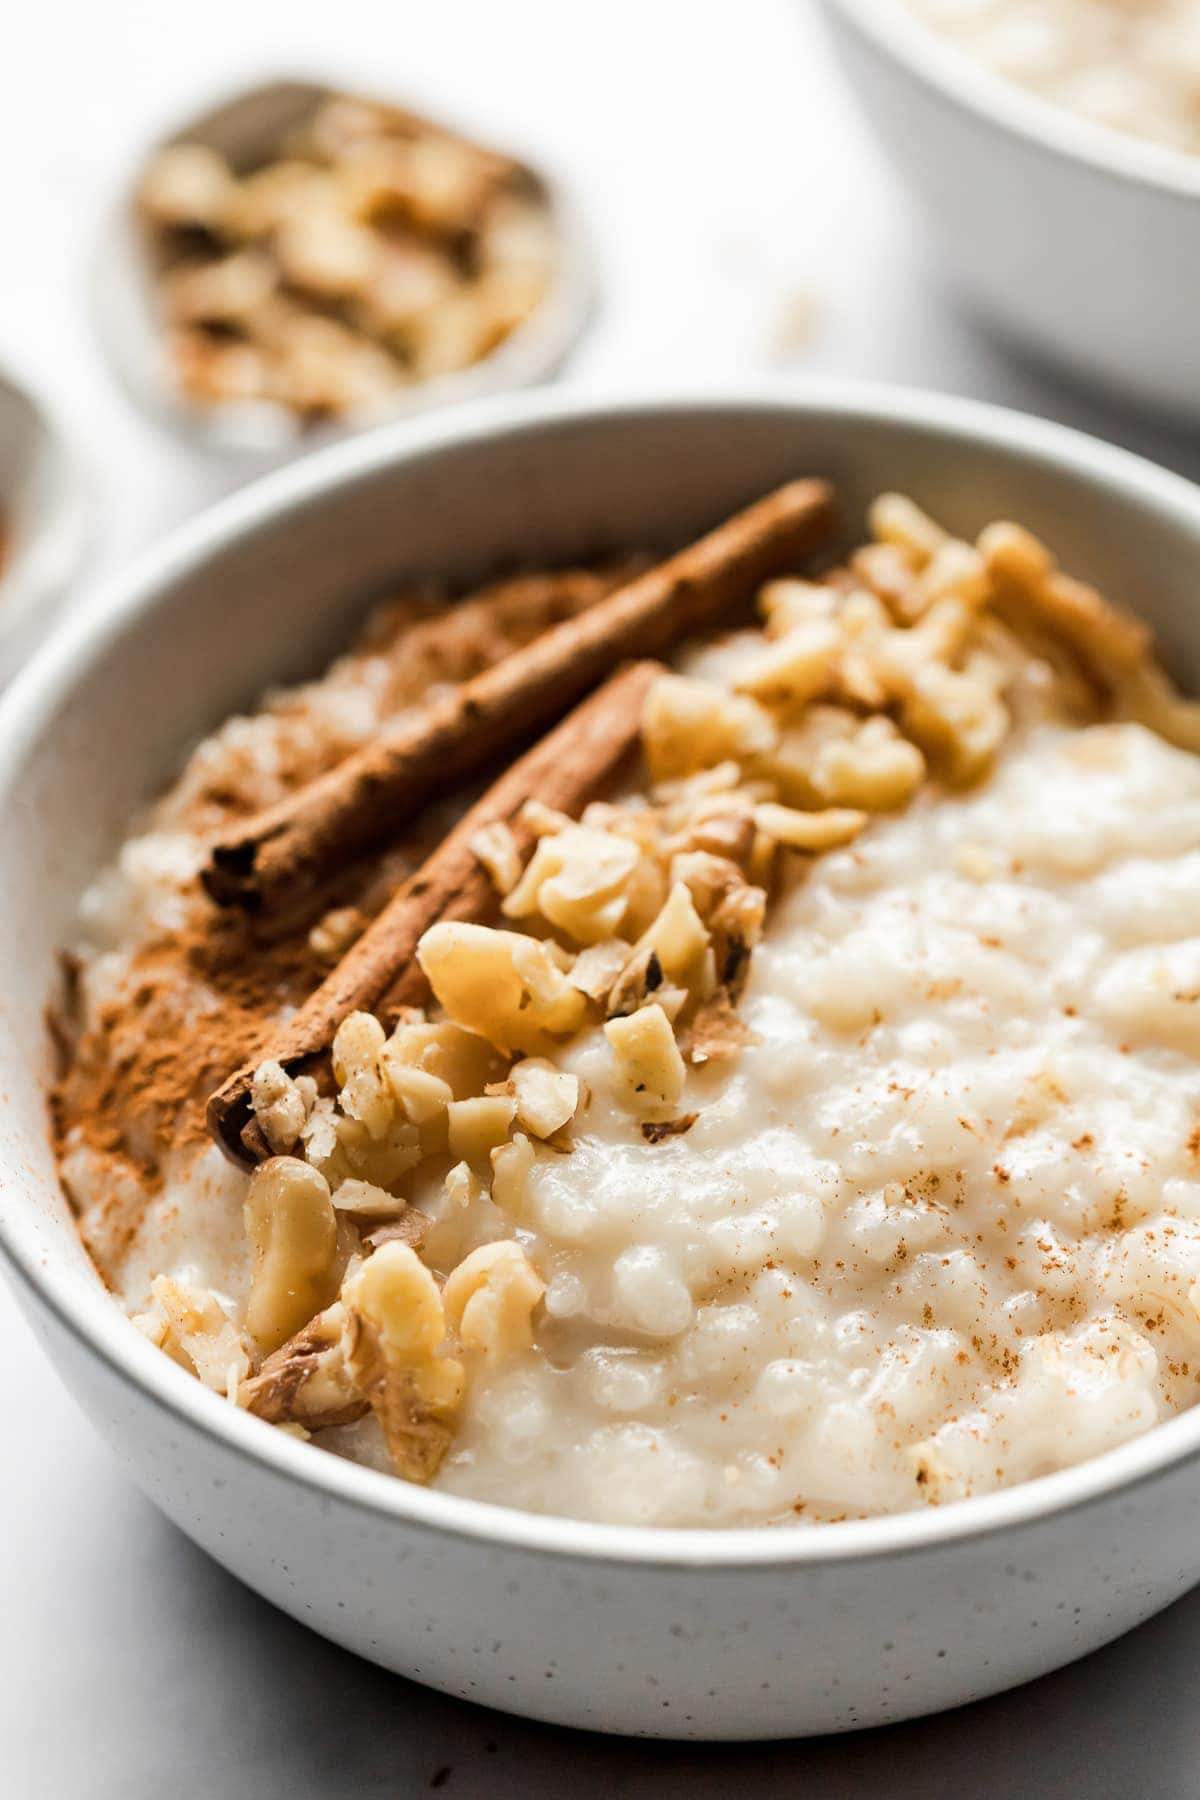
[207, 659, 662, 1167]
[202, 479, 835, 913]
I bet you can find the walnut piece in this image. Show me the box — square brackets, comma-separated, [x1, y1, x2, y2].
[605, 1002, 686, 1108]
[244, 1157, 341, 1354]
[443, 1240, 545, 1359]
[240, 1301, 365, 1429]
[417, 920, 588, 1053]
[508, 1058, 580, 1138]
[342, 1243, 464, 1483]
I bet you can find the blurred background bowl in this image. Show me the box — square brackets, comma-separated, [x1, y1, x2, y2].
[94, 78, 596, 461]
[817, 0, 1200, 426]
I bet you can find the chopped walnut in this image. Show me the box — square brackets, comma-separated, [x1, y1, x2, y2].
[332, 1011, 393, 1138]
[502, 823, 641, 946]
[868, 492, 948, 567]
[443, 1240, 545, 1359]
[417, 920, 588, 1053]
[138, 94, 558, 426]
[631, 880, 711, 985]
[681, 989, 756, 1065]
[980, 521, 1150, 673]
[243, 1157, 341, 1353]
[239, 1301, 364, 1429]
[468, 819, 524, 895]
[567, 938, 632, 1004]
[447, 1094, 516, 1166]
[490, 1132, 536, 1212]
[734, 618, 841, 707]
[330, 1178, 406, 1220]
[140, 142, 238, 231]
[507, 1058, 580, 1138]
[381, 1016, 507, 1102]
[342, 1243, 464, 1483]
[753, 802, 867, 852]
[141, 1276, 250, 1401]
[815, 715, 926, 811]
[642, 675, 778, 781]
[605, 1002, 686, 1108]
[250, 1059, 311, 1154]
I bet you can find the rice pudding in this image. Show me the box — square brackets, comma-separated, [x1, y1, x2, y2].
[52, 487, 1200, 1527]
[901, 0, 1200, 158]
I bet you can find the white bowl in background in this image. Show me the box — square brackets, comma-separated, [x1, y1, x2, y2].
[0, 366, 91, 682]
[817, 0, 1200, 425]
[94, 79, 595, 461]
[3, 387, 1200, 1739]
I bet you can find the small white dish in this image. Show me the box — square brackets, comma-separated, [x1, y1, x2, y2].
[93, 78, 596, 460]
[4, 385, 1200, 1738]
[818, 0, 1200, 425]
[0, 367, 90, 681]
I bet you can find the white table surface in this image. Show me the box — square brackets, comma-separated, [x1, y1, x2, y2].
[6, 3, 1200, 1793]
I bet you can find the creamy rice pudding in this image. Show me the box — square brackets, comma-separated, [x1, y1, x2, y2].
[53, 486, 1200, 1527]
[901, 0, 1200, 157]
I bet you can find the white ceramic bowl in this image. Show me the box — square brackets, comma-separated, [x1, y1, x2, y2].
[818, 0, 1200, 425]
[0, 366, 91, 681]
[94, 79, 595, 460]
[4, 386, 1200, 1740]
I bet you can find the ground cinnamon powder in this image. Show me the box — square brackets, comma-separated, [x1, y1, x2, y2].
[52, 561, 632, 1264]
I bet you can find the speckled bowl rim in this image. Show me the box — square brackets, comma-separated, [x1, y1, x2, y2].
[824, 0, 1200, 202]
[5, 381, 1200, 1571]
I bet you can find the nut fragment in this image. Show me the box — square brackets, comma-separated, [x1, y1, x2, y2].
[631, 880, 711, 984]
[815, 716, 926, 811]
[868, 493, 947, 567]
[273, 208, 380, 300]
[734, 618, 841, 706]
[567, 938, 632, 1003]
[753, 802, 867, 852]
[250, 1059, 310, 1154]
[417, 920, 587, 1053]
[244, 1157, 340, 1353]
[331, 1178, 406, 1219]
[383, 1056, 454, 1124]
[381, 1017, 506, 1101]
[980, 521, 1151, 674]
[239, 1301, 364, 1429]
[502, 824, 641, 946]
[508, 1058, 579, 1138]
[490, 1131, 536, 1212]
[681, 989, 756, 1065]
[447, 1094, 516, 1166]
[443, 1240, 545, 1359]
[162, 250, 276, 326]
[342, 1242, 464, 1483]
[642, 675, 778, 781]
[605, 1002, 686, 1108]
[900, 661, 1010, 785]
[144, 1276, 249, 1399]
[468, 819, 525, 896]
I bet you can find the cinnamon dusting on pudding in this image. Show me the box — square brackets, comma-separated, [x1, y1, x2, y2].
[51, 560, 633, 1264]
[54, 482, 1200, 1523]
